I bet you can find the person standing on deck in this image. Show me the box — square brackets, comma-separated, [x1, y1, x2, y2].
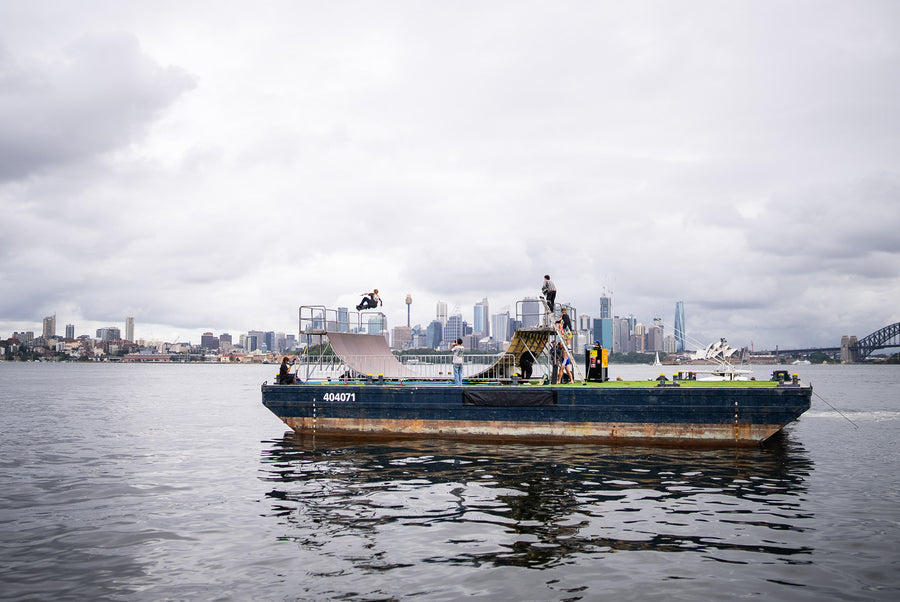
[519, 350, 535, 379]
[541, 275, 557, 325]
[556, 343, 574, 384]
[451, 338, 464, 386]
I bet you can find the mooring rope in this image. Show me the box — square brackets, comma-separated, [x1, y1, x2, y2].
[813, 389, 859, 429]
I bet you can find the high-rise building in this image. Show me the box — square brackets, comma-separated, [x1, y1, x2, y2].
[507, 318, 522, 341]
[632, 323, 646, 353]
[593, 318, 613, 351]
[436, 301, 448, 325]
[613, 316, 631, 353]
[367, 316, 383, 336]
[648, 317, 664, 351]
[521, 297, 541, 328]
[578, 314, 592, 333]
[248, 330, 266, 351]
[125, 316, 134, 342]
[473, 298, 489, 337]
[663, 335, 677, 354]
[392, 326, 412, 350]
[65, 324, 75, 339]
[43, 315, 56, 339]
[647, 325, 664, 352]
[674, 301, 686, 352]
[201, 332, 219, 351]
[599, 296, 612, 319]
[491, 311, 510, 345]
[444, 314, 463, 346]
[97, 327, 121, 342]
[274, 332, 288, 353]
[219, 333, 233, 353]
[337, 307, 350, 333]
[426, 320, 443, 349]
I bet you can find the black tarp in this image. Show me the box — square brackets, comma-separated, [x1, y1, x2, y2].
[463, 389, 556, 407]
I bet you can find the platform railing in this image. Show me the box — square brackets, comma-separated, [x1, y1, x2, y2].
[292, 353, 551, 382]
[299, 305, 387, 337]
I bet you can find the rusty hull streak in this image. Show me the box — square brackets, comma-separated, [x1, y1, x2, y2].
[282, 416, 781, 445]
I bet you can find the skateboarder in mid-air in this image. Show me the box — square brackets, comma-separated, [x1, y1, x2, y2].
[356, 289, 381, 311]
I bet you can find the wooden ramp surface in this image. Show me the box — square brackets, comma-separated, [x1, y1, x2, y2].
[470, 327, 555, 379]
[326, 332, 421, 379]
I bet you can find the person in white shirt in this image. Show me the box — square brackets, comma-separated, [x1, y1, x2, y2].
[450, 338, 464, 386]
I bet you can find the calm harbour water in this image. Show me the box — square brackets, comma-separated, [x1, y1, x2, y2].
[1, 362, 898, 601]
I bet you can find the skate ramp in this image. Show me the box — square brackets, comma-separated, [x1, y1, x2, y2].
[326, 332, 421, 379]
[471, 327, 555, 379]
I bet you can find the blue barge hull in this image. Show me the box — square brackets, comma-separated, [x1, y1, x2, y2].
[260, 382, 812, 446]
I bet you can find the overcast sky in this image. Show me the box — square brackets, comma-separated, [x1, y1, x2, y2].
[2, 1, 898, 350]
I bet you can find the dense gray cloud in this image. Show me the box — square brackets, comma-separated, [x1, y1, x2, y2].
[1, 1, 898, 349]
[0, 32, 195, 181]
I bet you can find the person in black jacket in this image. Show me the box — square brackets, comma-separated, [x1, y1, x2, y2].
[278, 356, 294, 384]
[519, 350, 534, 379]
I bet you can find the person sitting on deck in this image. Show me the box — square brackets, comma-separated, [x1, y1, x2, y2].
[356, 289, 381, 311]
[277, 356, 296, 384]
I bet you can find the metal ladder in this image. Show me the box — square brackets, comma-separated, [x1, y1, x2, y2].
[539, 296, 584, 384]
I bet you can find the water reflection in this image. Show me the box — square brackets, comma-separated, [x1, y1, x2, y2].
[259, 430, 814, 569]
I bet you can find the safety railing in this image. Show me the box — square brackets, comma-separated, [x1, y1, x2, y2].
[292, 353, 553, 382]
[299, 305, 387, 337]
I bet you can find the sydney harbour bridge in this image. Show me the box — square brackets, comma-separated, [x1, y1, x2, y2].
[774, 322, 900, 362]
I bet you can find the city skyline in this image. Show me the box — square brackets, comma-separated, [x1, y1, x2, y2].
[2, 4, 898, 351]
[6, 294, 863, 355]
[9, 296, 898, 360]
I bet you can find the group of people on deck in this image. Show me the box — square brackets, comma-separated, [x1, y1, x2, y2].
[349, 275, 574, 384]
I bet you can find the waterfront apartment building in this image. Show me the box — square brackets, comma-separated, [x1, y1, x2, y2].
[97, 327, 121, 342]
[43, 315, 56, 339]
[125, 316, 134, 342]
